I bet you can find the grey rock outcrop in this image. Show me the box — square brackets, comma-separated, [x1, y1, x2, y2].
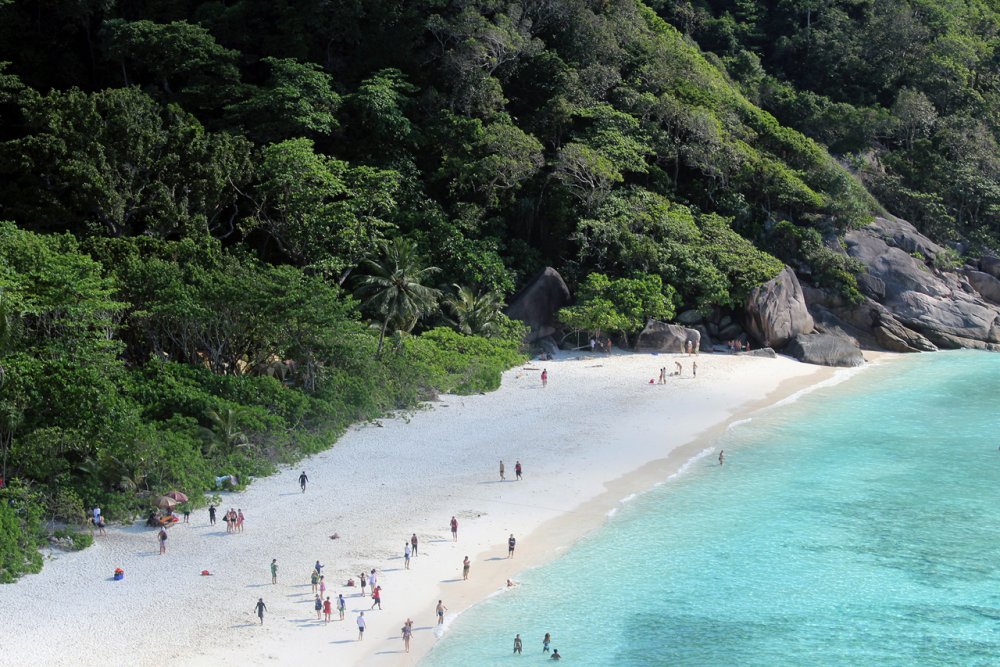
[738, 347, 777, 358]
[964, 270, 1000, 306]
[505, 267, 572, 343]
[784, 333, 865, 367]
[744, 267, 815, 348]
[634, 321, 701, 353]
[980, 256, 1000, 279]
[837, 216, 1000, 351]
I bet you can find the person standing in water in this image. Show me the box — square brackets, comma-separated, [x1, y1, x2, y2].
[298, 471, 308, 492]
[270, 558, 278, 584]
[436, 600, 447, 625]
[551, 649, 562, 660]
[719, 450, 724, 466]
[543, 632, 551, 653]
[514, 634, 523, 654]
[499, 460, 505, 481]
[254, 598, 267, 624]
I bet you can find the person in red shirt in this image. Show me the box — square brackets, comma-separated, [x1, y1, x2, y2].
[515, 461, 522, 480]
[370, 586, 382, 610]
[323, 596, 332, 622]
[540, 369, 548, 387]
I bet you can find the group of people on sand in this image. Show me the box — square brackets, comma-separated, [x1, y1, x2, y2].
[657, 359, 697, 383]
[499, 459, 523, 481]
[222, 507, 244, 533]
[589, 337, 613, 354]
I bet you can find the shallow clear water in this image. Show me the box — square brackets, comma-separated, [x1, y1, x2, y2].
[422, 351, 1000, 667]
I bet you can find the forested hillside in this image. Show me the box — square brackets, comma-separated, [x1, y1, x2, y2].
[0, 0, 994, 579]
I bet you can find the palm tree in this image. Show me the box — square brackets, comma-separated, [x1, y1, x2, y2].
[444, 284, 504, 336]
[354, 238, 441, 356]
[199, 407, 250, 457]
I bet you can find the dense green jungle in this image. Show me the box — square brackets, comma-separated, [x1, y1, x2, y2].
[0, 0, 996, 580]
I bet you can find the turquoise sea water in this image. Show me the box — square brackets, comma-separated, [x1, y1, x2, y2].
[422, 351, 1000, 667]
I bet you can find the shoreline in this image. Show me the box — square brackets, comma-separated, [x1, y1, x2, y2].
[0, 349, 875, 667]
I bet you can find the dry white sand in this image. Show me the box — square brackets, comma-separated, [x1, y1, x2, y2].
[0, 350, 852, 666]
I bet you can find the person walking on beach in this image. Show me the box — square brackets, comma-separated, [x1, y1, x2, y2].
[543, 632, 551, 653]
[370, 585, 382, 610]
[270, 559, 278, 584]
[450, 516, 458, 541]
[541, 368, 548, 387]
[499, 460, 505, 481]
[404, 542, 411, 569]
[236, 509, 244, 533]
[369, 568, 378, 591]
[254, 598, 267, 624]
[719, 450, 724, 465]
[462, 556, 470, 580]
[515, 460, 522, 480]
[299, 471, 308, 493]
[508, 534, 516, 558]
[314, 594, 323, 619]
[319, 575, 327, 599]
[436, 600, 447, 625]
[357, 611, 366, 640]
[314, 560, 324, 576]
[311, 569, 319, 593]
[514, 634, 523, 654]
[693, 361, 698, 378]
[208, 504, 216, 525]
[402, 619, 413, 653]
[411, 533, 419, 557]
[337, 594, 346, 620]
[158, 527, 168, 555]
[359, 571, 367, 596]
[324, 596, 332, 622]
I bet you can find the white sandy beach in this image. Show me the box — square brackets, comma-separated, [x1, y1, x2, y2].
[0, 350, 854, 666]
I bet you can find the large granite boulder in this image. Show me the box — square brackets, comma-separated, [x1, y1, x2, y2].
[505, 267, 572, 343]
[964, 270, 1000, 306]
[843, 216, 1000, 350]
[980, 256, 1000, 279]
[634, 320, 701, 353]
[744, 267, 815, 348]
[784, 333, 865, 367]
